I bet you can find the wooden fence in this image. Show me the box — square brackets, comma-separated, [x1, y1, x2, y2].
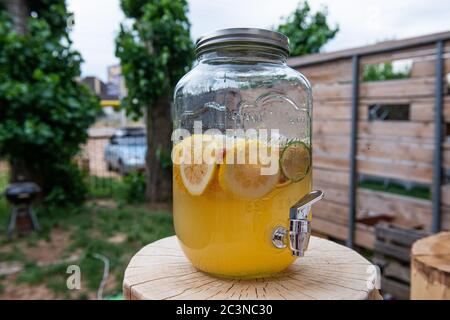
[288, 31, 450, 249]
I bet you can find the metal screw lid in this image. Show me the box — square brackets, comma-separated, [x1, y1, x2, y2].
[196, 28, 290, 56]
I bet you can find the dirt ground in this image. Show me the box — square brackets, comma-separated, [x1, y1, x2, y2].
[0, 227, 116, 300]
[0, 229, 69, 299]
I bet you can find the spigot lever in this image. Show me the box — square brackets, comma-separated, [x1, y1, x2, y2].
[272, 190, 324, 257]
[290, 190, 324, 220]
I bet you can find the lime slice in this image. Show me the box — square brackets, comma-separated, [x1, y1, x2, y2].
[280, 141, 311, 182]
[218, 140, 279, 199]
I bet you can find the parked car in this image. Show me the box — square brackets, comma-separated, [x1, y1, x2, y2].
[104, 128, 147, 175]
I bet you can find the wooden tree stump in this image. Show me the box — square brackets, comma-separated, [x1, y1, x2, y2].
[411, 232, 450, 300]
[123, 236, 382, 300]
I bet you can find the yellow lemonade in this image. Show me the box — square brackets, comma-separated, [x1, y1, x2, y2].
[173, 135, 312, 278]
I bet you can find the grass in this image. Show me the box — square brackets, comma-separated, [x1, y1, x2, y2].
[58, 204, 168, 295]
[0, 170, 174, 299]
[0, 170, 8, 233]
[0, 202, 173, 298]
[87, 172, 146, 204]
[87, 176, 121, 199]
[359, 180, 430, 200]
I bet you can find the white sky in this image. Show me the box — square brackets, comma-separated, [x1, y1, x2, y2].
[67, 0, 450, 81]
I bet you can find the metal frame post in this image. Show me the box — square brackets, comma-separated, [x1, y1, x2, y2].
[432, 40, 444, 233]
[347, 54, 360, 248]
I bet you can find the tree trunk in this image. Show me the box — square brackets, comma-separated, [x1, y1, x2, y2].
[145, 96, 173, 203]
[3, 0, 40, 191]
[1, 0, 29, 35]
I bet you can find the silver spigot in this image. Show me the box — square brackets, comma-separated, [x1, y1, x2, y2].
[272, 190, 324, 257]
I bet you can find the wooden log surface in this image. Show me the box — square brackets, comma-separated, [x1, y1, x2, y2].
[411, 232, 450, 300]
[123, 236, 382, 300]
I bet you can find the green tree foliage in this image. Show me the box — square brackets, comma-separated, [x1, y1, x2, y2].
[276, 1, 339, 56]
[363, 62, 411, 82]
[116, 0, 194, 202]
[0, 0, 100, 205]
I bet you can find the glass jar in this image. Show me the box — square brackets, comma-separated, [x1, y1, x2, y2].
[172, 28, 322, 278]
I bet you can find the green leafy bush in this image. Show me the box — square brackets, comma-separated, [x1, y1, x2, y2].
[0, 2, 100, 206]
[120, 171, 146, 204]
[276, 1, 339, 56]
[363, 62, 411, 82]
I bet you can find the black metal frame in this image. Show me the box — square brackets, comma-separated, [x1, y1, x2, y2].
[345, 39, 448, 248]
[347, 55, 360, 247]
[432, 40, 444, 233]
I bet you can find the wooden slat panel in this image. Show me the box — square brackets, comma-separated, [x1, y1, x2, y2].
[358, 121, 434, 139]
[360, 100, 436, 122]
[313, 78, 436, 102]
[312, 217, 375, 249]
[314, 136, 350, 155]
[357, 189, 433, 229]
[374, 257, 411, 284]
[314, 167, 349, 186]
[411, 54, 450, 76]
[313, 144, 433, 183]
[313, 120, 351, 136]
[410, 58, 437, 78]
[357, 159, 432, 183]
[313, 104, 351, 120]
[314, 183, 450, 231]
[314, 157, 433, 184]
[360, 44, 437, 65]
[374, 241, 411, 262]
[362, 56, 450, 79]
[444, 142, 450, 169]
[314, 154, 348, 171]
[442, 185, 450, 207]
[300, 59, 352, 84]
[289, 31, 450, 68]
[357, 139, 434, 164]
[445, 51, 450, 73]
[443, 207, 450, 231]
[357, 97, 450, 122]
[314, 98, 450, 122]
[380, 276, 410, 300]
[314, 200, 348, 225]
[314, 138, 435, 181]
[314, 181, 349, 205]
[357, 160, 432, 184]
[360, 77, 435, 99]
[312, 83, 352, 100]
[375, 223, 430, 247]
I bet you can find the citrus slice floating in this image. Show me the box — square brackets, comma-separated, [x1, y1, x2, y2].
[172, 142, 187, 192]
[280, 141, 311, 183]
[178, 135, 217, 196]
[276, 173, 292, 188]
[218, 140, 279, 199]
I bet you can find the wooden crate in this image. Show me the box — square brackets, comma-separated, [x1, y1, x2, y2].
[373, 222, 430, 299]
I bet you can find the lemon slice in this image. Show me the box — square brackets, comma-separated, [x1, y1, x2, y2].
[219, 140, 279, 199]
[280, 141, 311, 182]
[172, 143, 187, 192]
[178, 135, 217, 196]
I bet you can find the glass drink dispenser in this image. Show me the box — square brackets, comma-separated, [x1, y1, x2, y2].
[172, 28, 323, 278]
